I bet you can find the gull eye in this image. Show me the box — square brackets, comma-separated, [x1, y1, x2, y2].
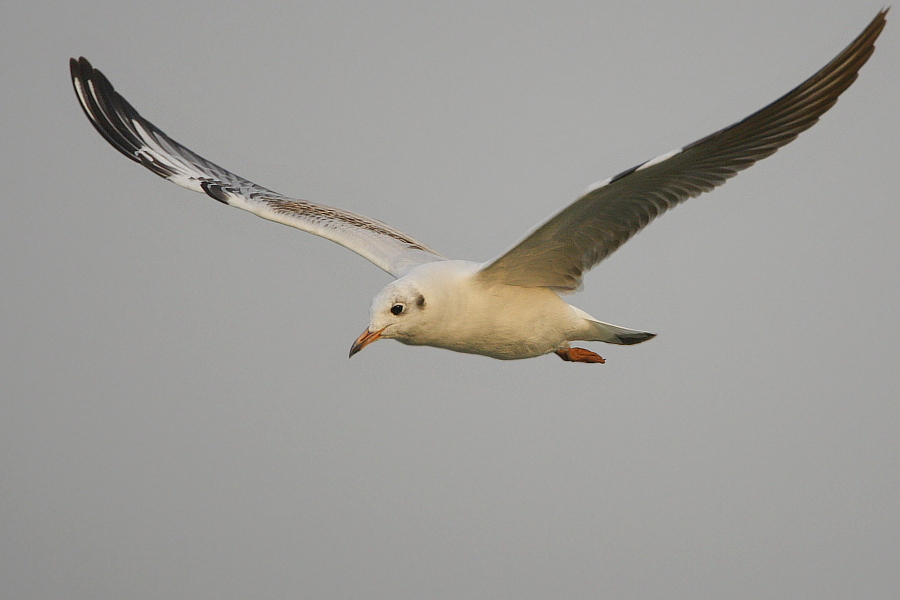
[390, 304, 404, 316]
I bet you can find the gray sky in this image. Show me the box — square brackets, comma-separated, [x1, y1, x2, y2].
[3, 1, 899, 598]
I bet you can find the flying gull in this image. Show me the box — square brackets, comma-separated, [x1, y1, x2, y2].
[70, 10, 887, 363]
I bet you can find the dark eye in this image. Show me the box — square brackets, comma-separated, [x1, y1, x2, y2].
[390, 304, 404, 316]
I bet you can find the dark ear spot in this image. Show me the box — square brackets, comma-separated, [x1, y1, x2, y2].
[416, 294, 426, 309]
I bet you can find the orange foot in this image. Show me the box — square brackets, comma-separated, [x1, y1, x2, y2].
[555, 347, 606, 363]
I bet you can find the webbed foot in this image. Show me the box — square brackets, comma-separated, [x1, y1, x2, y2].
[555, 347, 606, 363]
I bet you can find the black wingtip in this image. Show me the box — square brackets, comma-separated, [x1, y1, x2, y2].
[70, 57, 180, 180]
[70, 57, 139, 159]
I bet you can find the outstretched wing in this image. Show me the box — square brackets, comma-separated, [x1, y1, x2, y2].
[477, 10, 887, 291]
[70, 57, 445, 278]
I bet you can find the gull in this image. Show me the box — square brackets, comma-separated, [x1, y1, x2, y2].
[70, 10, 886, 363]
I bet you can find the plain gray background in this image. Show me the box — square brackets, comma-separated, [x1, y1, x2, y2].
[2, 1, 898, 598]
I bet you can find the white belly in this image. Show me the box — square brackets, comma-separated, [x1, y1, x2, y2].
[406, 280, 582, 359]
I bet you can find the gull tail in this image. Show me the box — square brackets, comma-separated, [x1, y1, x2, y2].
[588, 321, 656, 345]
[572, 307, 656, 345]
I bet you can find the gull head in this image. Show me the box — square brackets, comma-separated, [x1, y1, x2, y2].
[349, 278, 430, 357]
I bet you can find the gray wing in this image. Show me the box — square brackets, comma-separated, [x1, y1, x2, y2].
[70, 58, 445, 278]
[477, 10, 887, 291]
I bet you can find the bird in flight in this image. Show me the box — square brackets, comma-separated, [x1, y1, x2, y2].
[71, 10, 886, 363]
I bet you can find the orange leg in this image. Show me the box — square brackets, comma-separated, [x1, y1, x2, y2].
[555, 347, 606, 363]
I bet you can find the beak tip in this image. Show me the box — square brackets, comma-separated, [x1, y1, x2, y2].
[349, 326, 385, 358]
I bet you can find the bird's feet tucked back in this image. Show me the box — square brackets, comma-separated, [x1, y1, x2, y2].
[555, 347, 606, 363]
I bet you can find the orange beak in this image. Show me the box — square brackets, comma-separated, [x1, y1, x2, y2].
[349, 326, 387, 358]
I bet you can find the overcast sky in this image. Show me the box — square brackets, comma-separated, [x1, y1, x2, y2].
[2, 1, 899, 599]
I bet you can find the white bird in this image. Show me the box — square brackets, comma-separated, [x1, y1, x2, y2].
[71, 10, 886, 363]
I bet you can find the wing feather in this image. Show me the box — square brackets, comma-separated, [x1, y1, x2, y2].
[478, 10, 886, 291]
[70, 57, 445, 278]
